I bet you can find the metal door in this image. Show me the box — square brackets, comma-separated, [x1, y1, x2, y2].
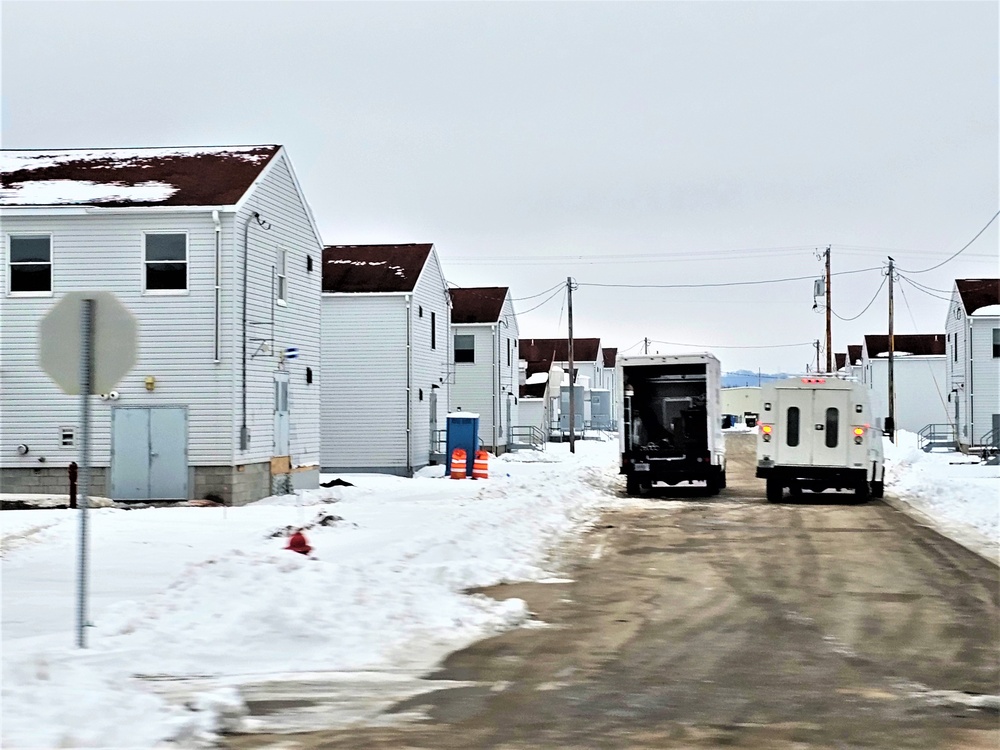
[111, 407, 187, 500]
[776, 389, 813, 466]
[274, 372, 290, 456]
[429, 389, 438, 448]
[111, 407, 150, 500]
[149, 408, 188, 499]
[811, 389, 849, 467]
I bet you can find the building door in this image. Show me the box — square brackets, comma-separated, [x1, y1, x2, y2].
[111, 407, 187, 500]
[429, 389, 438, 452]
[274, 372, 290, 456]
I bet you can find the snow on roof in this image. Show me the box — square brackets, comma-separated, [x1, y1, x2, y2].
[971, 304, 1000, 317]
[0, 145, 279, 207]
[322, 244, 433, 293]
[955, 279, 999, 315]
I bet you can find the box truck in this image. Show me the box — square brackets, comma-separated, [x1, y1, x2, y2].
[618, 353, 726, 495]
[755, 377, 885, 502]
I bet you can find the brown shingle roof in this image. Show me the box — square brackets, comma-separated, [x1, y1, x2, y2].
[322, 244, 433, 293]
[449, 287, 508, 324]
[835, 353, 847, 370]
[602, 347, 618, 368]
[847, 344, 863, 366]
[0, 145, 279, 206]
[519, 338, 602, 364]
[863, 334, 946, 357]
[955, 279, 1000, 314]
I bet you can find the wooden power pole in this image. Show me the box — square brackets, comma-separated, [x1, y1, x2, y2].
[825, 245, 832, 373]
[567, 277, 576, 454]
[887, 257, 896, 443]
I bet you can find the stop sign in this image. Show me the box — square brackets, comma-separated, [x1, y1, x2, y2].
[39, 292, 138, 395]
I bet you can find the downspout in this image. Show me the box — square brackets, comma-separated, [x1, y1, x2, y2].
[240, 210, 266, 451]
[968, 318, 974, 443]
[492, 325, 498, 451]
[212, 210, 221, 364]
[406, 294, 413, 475]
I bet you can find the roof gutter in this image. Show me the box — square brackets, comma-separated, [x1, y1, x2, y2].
[212, 210, 222, 364]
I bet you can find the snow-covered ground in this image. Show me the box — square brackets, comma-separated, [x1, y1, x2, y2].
[2, 431, 997, 748]
[882, 430, 999, 563]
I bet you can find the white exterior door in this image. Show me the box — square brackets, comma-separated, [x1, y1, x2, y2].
[777, 390, 813, 466]
[274, 372, 290, 457]
[811, 389, 849, 467]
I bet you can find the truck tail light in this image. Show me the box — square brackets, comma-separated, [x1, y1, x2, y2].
[853, 426, 864, 444]
[761, 424, 773, 442]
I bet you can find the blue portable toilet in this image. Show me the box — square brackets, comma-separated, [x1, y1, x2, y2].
[446, 412, 480, 477]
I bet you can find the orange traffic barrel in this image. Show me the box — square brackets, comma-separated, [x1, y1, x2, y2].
[450, 448, 467, 479]
[472, 450, 489, 480]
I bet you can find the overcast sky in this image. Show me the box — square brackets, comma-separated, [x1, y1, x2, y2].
[3, 1, 997, 372]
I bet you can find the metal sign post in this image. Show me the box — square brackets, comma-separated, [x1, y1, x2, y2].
[76, 298, 95, 648]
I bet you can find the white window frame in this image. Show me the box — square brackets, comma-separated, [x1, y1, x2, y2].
[276, 247, 288, 306]
[143, 231, 189, 295]
[454, 334, 475, 364]
[7, 233, 53, 297]
[60, 426, 75, 448]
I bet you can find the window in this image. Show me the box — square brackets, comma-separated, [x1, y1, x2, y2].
[276, 248, 287, 305]
[431, 312, 437, 350]
[993, 329, 999, 358]
[786, 406, 800, 447]
[454, 334, 475, 363]
[8, 235, 51, 294]
[144, 233, 187, 292]
[955, 333, 958, 361]
[507, 339, 511, 367]
[825, 408, 839, 448]
[60, 427, 75, 447]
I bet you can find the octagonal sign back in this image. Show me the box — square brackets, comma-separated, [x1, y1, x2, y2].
[39, 291, 138, 395]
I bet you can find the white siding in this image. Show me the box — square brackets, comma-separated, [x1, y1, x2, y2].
[1, 210, 237, 470]
[863, 356, 950, 433]
[945, 292, 968, 439]
[408, 250, 451, 469]
[320, 295, 408, 471]
[451, 324, 499, 448]
[970, 316, 1000, 443]
[232, 152, 323, 468]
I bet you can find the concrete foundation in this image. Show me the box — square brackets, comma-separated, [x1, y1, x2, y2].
[0, 466, 108, 498]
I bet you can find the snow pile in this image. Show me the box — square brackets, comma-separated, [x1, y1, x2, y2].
[0, 179, 177, 205]
[1, 440, 621, 748]
[883, 431, 999, 560]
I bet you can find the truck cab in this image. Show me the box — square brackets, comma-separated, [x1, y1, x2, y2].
[756, 377, 885, 502]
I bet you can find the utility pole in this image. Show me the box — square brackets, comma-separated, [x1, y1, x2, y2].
[814, 339, 821, 374]
[825, 245, 832, 373]
[643, 337, 650, 355]
[567, 277, 576, 454]
[887, 257, 896, 443]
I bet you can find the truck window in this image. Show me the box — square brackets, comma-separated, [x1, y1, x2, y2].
[825, 408, 839, 448]
[786, 407, 800, 447]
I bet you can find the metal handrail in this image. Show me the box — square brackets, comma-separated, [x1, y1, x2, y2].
[978, 426, 999, 449]
[509, 425, 546, 451]
[917, 423, 957, 452]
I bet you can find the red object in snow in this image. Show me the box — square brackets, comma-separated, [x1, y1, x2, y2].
[286, 530, 312, 555]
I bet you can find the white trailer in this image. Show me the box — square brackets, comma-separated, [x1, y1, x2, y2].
[755, 376, 885, 502]
[618, 353, 726, 495]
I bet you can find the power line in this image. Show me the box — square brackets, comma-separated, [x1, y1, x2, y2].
[578, 266, 881, 290]
[512, 282, 565, 301]
[648, 338, 815, 350]
[515, 286, 565, 315]
[898, 275, 952, 295]
[897, 274, 952, 302]
[897, 210, 1000, 274]
[829, 275, 887, 321]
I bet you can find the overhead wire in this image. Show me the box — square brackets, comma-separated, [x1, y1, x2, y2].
[896, 210, 1000, 274]
[897, 275, 952, 302]
[512, 282, 565, 301]
[578, 266, 881, 290]
[648, 338, 815, 350]
[896, 281, 950, 415]
[828, 275, 887, 321]
[515, 286, 565, 315]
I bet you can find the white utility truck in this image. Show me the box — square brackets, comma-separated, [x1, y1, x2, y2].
[755, 376, 885, 502]
[618, 353, 725, 495]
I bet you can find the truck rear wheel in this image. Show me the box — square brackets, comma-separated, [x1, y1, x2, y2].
[854, 481, 871, 503]
[766, 477, 783, 503]
[871, 481, 884, 499]
[626, 474, 641, 496]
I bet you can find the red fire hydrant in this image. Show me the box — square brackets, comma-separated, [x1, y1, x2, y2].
[285, 529, 312, 555]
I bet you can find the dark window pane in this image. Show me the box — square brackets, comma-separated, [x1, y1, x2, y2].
[454, 334, 474, 362]
[786, 406, 800, 447]
[10, 265, 51, 292]
[146, 262, 187, 290]
[10, 236, 51, 263]
[145, 234, 186, 262]
[825, 408, 839, 447]
[455, 349, 475, 363]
